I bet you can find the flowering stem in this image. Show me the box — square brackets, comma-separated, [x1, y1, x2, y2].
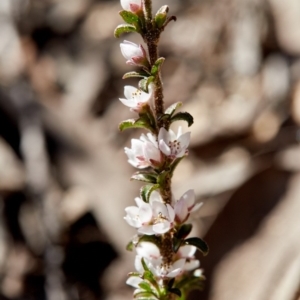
[143, 0, 165, 128]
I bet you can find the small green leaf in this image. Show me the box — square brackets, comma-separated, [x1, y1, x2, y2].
[131, 172, 158, 183]
[175, 275, 205, 291]
[123, 72, 147, 79]
[184, 237, 209, 256]
[139, 281, 153, 293]
[140, 184, 160, 202]
[139, 76, 154, 93]
[157, 170, 170, 186]
[114, 24, 136, 38]
[128, 272, 141, 277]
[141, 258, 150, 272]
[168, 278, 175, 289]
[165, 102, 182, 116]
[176, 224, 193, 240]
[119, 116, 155, 133]
[151, 57, 165, 76]
[154, 5, 169, 28]
[119, 10, 140, 29]
[172, 237, 182, 253]
[126, 240, 134, 251]
[134, 291, 158, 300]
[170, 112, 194, 127]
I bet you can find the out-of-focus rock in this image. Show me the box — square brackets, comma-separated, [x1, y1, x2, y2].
[47, 0, 92, 33]
[0, 137, 25, 192]
[262, 55, 290, 104]
[210, 174, 300, 300]
[292, 80, 300, 125]
[230, 0, 262, 76]
[0, 19, 24, 83]
[268, 0, 300, 55]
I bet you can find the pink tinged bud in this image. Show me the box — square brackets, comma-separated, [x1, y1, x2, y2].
[120, 40, 148, 67]
[120, 0, 142, 12]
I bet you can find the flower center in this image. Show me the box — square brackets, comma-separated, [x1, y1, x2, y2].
[168, 139, 181, 155]
[131, 89, 142, 99]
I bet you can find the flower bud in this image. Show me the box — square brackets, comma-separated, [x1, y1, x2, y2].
[120, 0, 142, 13]
[120, 40, 149, 68]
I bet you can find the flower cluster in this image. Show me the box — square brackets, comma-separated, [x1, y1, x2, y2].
[115, 0, 208, 299]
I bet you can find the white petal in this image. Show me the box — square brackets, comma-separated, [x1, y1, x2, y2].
[190, 202, 203, 213]
[136, 242, 160, 259]
[158, 127, 170, 144]
[152, 201, 168, 217]
[143, 142, 161, 163]
[166, 204, 175, 222]
[134, 255, 144, 273]
[124, 85, 137, 100]
[178, 132, 190, 149]
[167, 259, 186, 277]
[184, 260, 200, 271]
[181, 189, 195, 209]
[139, 204, 152, 223]
[126, 276, 143, 288]
[120, 0, 141, 11]
[153, 221, 171, 234]
[159, 140, 171, 156]
[119, 97, 137, 108]
[174, 199, 188, 222]
[138, 225, 155, 235]
[178, 245, 197, 258]
[149, 190, 163, 204]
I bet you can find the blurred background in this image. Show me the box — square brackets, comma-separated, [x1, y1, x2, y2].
[0, 0, 300, 299]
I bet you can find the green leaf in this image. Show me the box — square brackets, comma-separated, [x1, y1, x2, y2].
[119, 116, 155, 133]
[143, 270, 160, 291]
[176, 224, 193, 239]
[141, 258, 150, 272]
[170, 112, 194, 127]
[119, 11, 141, 30]
[128, 272, 141, 277]
[139, 281, 153, 293]
[168, 278, 175, 289]
[139, 76, 154, 93]
[114, 24, 136, 38]
[134, 291, 158, 300]
[157, 170, 170, 186]
[140, 184, 160, 202]
[154, 5, 169, 28]
[123, 72, 147, 79]
[151, 57, 165, 76]
[172, 237, 182, 253]
[175, 275, 205, 291]
[184, 237, 209, 256]
[169, 288, 182, 297]
[131, 171, 158, 183]
[126, 240, 134, 251]
[165, 102, 182, 116]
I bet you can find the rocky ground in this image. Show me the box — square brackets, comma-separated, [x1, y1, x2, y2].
[0, 0, 300, 299]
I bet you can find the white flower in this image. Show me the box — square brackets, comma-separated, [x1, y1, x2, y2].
[120, 0, 142, 12]
[119, 85, 151, 112]
[134, 253, 185, 279]
[120, 40, 148, 67]
[177, 245, 200, 271]
[174, 189, 203, 223]
[125, 133, 161, 169]
[124, 191, 175, 235]
[158, 127, 190, 158]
